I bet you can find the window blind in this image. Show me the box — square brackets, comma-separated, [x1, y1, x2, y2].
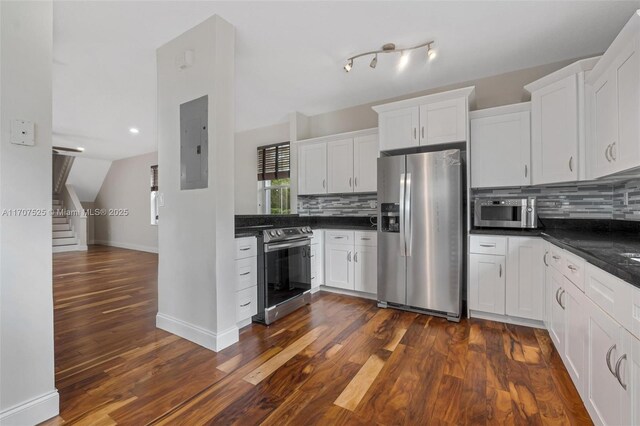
[257, 142, 290, 181]
[151, 165, 158, 191]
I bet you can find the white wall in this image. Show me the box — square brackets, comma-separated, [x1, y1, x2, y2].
[66, 156, 112, 202]
[0, 1, 59, 424]
[234, 121, 289, 214]
[94, 151, 158, 252]
[156, 15, 237, 351]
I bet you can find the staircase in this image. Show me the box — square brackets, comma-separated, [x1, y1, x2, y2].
[52, 196, 81, 252]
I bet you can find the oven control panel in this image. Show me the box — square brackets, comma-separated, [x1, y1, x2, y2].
[263, 226, 313, 243]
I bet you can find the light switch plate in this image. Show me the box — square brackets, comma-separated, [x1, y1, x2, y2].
[11, 119, 35, 146]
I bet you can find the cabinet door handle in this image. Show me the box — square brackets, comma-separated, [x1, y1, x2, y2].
[349, 177, 352, 187]
[555, 288, 561, 305]
[323, 179, 326, 189]
[543, 251, 549, 267]
[499, 264, 502, 277]
[239, 271, 251, 276]
[614, 354, 627, 390]
[347, 251, 352, 262]
[240, 301, 251, 308]
[421, 126, 425, 139]
[559, 289, 565, 309]
[354, 252, 358, 263]
[354, 177, 358, 187]
[605, 144, 612, 162]
[606, 344, 617, 377]
[524, 164, 528, 178]
[611, 142, 617, 161]
[568, 156, 574, 172]
[414, 128, 417, 140]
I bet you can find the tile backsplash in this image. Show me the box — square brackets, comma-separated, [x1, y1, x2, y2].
[472, 178, 640, 221]
[298, 193, 377, 217]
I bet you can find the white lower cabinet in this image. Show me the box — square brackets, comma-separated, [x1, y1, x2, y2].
[505, 237, 543, 320]
[234, 236, 258, 325]
[548, 267, 566, 353]
[310, 230, 324, 290]
[563, 277, 588, 397]
[586, 298, 630, 426]
[324, 230, 377, 294]
[469, 253, 506, 315]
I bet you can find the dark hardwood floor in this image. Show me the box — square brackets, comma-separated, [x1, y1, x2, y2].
[43, 245, 591, 425]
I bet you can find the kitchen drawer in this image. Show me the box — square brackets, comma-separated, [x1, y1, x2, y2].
[585, 263, 634, 335]
[236, 286, 258, 322]
[469, 235, 506, 255]
[325, 230, 354, 245]
[235, 237, 257, 260]
[235, 257, 257, 292]
[548, 245, 564, 271]
[562, 250, 585, 291]
[311, 230, 323, 246]
[355, 231, 377, 247]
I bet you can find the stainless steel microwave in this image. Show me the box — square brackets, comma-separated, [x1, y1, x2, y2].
[474, 198, 537, 229]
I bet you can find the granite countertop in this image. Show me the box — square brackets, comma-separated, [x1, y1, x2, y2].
[471, 223, 640, 289]
[235, 215, 377, 237]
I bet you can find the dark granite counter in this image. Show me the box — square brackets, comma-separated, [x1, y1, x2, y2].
[235, 214, 376, 237]
[471, 219, 640, 288]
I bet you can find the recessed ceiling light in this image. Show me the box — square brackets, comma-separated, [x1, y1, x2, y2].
[129, 127, 140, 134]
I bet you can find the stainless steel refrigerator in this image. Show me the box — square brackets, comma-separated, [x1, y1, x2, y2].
[377, 149, 463, 321]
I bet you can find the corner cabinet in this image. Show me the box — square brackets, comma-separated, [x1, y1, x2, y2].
[524, 57, 599, 185]
[505, 237, 543, 320]
[470, 103, 531, 188]
[587, 11, 640, 179]
[297, 129, 378, 195]
[373, 87, 475, 152]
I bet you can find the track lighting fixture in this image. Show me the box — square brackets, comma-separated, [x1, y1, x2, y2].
[369, 54, 378, 69]
[343, 41, 435, 72]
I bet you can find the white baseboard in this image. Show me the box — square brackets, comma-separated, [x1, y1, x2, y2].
[93, 240, 158, 254]
[156, 312, 238, 352]
[319, 285, 377, 301]
[52, 244, 84, 253]
[0, 390, 59, 425]
[237, 317, 252, 329]
[469, 310, 545, 329]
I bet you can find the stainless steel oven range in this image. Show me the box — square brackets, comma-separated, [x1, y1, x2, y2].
[254, 226, 313, 325]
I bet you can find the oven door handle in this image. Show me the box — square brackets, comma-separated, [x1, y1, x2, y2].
[264, 239, 311, 252]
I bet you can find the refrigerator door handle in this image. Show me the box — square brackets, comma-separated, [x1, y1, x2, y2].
[405, 172, 412, 257]
[399, 173, 406, 257]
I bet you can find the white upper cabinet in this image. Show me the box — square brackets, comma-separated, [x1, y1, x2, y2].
[420, 97, 467, 145]
[297, 141, 327, 195]
[525, 57, 599, 185]
[297, 129, 378, 195]
[353, 134, 379, 193]
[327, 138, 354, 193]
[470, 103, 531, 188]
[377, 107, 419, 151]
[373, 87, 475, 152]
[587, 12, 640, 179]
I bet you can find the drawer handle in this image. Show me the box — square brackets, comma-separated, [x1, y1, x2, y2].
[361, 237, 371, 241]
[240, 247, 251, 251]
[567, 265, 578, 272]
[606, 344, 617, 377]
[334, 236, 345, 239]
[240, 301, 251, 308]
[239, 271, 251, 276]
[614, 354, 627, 390]
[552, 255, 560, 260]
[479, 243, 496, 248]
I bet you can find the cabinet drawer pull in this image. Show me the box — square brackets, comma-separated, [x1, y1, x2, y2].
[240, 301, 251, 308]
[479, 243, 496, 248]
[552, 255, 560, 260]
[606, 344, 617, 377]
[239, 271, 251, 276]
[567, 264, 578, 271]
[614, 354, 627, 390]
[333, 236, 345, 239]
[361, 237, 371, 241]
[240, 247, 251, 251]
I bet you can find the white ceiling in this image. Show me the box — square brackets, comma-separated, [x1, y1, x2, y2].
[53, 1, 640, 160]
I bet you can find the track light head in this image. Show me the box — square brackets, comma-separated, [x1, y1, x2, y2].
[344, 59, 353, 72]
[427, 45, 437, 60]
[370, 55, 378, 69]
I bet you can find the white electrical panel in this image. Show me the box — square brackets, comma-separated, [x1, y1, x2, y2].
[11, 119, 35, 146]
